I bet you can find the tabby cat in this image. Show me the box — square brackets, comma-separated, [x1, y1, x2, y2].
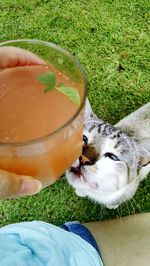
[66, 99, 150, 209]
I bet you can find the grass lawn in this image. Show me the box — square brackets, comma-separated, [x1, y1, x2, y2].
[0, 0, 149, 226]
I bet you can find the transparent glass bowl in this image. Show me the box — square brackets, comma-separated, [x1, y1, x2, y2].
[0, 39, 87, 187]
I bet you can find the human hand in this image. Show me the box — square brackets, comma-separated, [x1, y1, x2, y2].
[0, 169, 42, 199]
[0, 46, 46, 68]
[0, 46, 46, 199]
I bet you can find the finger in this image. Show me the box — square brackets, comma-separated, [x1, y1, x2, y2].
[0, 169, 42, 199]
[0, 46, 47, 68]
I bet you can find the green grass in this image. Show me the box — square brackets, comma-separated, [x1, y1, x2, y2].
[0, 0, 149, 227]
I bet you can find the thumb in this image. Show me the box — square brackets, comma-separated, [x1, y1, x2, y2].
[0, 169, 42, 199]
[0, 46, 47, 68]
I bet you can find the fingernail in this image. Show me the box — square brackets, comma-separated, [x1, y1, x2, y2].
[22, 179, 42, 195]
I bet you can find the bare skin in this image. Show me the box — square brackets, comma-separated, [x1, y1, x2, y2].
[85, 213, 150, 266]
[0, 46, 47, 199]
[0, 46, 46, 68]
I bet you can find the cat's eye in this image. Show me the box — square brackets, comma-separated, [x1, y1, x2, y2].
[104, 152, 120, 161]
[83, 135, 88, 144]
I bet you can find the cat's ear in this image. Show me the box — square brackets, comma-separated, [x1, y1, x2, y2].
[84, 98, 95, 119]
[136, 138, 150, 170]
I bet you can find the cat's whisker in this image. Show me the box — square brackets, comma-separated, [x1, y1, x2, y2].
[125, 197, 139, 223]
[84, 119, 104, 126]
[122, 189, 136, 214]
[131, 197, 141, 213]
[125, 201, 131, 215]
[131, 197, 142, 214]
[128, 199, 136, 214]
[117, 206, 123, 218]
[128, 199, 135, 215]
[119, 204, 123, 217]
[121, 194, 131, 214]
[98, 204, 105, 220]
[121, 189, 136, 215]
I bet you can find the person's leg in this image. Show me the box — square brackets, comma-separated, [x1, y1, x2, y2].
[84, 213, 150, 266]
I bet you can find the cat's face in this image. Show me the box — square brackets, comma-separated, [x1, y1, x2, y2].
[67, 123, 139, 209]
[66, 101, 144, 209]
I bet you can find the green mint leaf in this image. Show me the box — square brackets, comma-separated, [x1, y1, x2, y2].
[37, 72, 56, 92]
[43, 85, 54, 93]
[57, 84, 80, 106]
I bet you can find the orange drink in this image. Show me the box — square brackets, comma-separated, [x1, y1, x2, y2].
[0, 40, 86, 187]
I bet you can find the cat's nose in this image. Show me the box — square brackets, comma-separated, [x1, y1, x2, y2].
[79, 144, 99, 166]
[79, 155, 92, 166]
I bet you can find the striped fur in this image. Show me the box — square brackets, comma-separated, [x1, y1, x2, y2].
[66, 100, 150, 209]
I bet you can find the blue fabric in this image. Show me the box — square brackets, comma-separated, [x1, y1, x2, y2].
[0, 221, 103, 266]
[61, 221, 100, 255]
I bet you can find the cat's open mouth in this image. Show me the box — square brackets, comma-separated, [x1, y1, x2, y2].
[69, 166, 87, 183]
[70, 167, 83, 178]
